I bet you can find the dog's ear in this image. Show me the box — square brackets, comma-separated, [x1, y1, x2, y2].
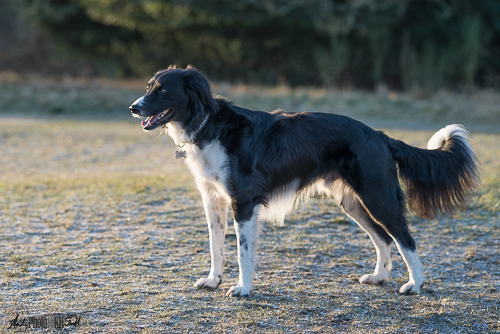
[181, 65, 218, 115]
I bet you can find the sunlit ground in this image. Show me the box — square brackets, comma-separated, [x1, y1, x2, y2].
[0, 78, 499, 332]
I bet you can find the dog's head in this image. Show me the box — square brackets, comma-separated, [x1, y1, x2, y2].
[129, 65, 217, 132]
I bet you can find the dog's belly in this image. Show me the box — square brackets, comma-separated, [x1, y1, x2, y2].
[259, 179, 300, 226]
[260, 178, 342, 226]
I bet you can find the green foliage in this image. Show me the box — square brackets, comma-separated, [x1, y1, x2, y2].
[11, 0, 500, 89]
[462, 15, 487, 88]
[314, 29, 350, 88]
[369, 25, 392, 85]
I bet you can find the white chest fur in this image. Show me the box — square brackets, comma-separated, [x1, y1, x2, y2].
[187, 143, 231, 201]
[166, 121, 230, 201]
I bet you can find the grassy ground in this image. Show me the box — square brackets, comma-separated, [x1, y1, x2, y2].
[0, 77, 499, 333]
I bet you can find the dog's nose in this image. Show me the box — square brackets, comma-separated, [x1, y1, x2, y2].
[129, 104, 141, 114]
[130, 96, 144, 114]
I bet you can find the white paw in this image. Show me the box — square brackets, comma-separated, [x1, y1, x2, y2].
[193, 275, 222, 289]
[225, 284, 251, 297]
[359, 273, 387, 285]
[399, 279, 423, 295]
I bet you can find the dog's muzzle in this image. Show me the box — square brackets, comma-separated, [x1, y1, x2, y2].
[129, 104, 141, 115]
[129, 96, 145, 115]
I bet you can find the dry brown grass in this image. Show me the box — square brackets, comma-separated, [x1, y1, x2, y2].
[0, 78, 499, 332]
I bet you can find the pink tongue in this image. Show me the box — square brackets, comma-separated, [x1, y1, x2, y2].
[141, 114, 161, 128]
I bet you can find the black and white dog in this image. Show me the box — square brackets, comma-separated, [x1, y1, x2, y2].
[129, 65, 479, 297]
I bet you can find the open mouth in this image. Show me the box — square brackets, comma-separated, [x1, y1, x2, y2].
[141, 109, 174, 130]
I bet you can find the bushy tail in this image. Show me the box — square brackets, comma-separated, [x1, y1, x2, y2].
[387, 125, 480, 218]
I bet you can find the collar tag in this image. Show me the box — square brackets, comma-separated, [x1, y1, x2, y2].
[175, 150, 187, 159]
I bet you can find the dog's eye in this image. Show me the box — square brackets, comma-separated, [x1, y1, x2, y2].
[160, 89, 167, 93]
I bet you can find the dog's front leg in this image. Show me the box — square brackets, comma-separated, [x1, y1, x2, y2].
[226, 203, 259, 297]
[194, 189, 228, 289]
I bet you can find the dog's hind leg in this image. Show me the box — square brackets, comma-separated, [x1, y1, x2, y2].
[357, 187, 425, 294]
[226, 203, 259, 297]
[194, 187, 229, 289]
[339, 191, 393, 285]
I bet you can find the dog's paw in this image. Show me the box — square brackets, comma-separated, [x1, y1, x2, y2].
[193, 275, 222, 289]
[398, 279, 423, 295]
[359, 273, 386, 285]
[225, 284, 251, 297]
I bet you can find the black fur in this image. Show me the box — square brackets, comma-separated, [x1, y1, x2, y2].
[388, 137, 480, 218]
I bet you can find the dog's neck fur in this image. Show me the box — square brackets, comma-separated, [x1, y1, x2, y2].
[166, 98, 222, 146]
[166, 114, 210, 146]
[166, 121, 192, 146]
[166, 112, 212, 146]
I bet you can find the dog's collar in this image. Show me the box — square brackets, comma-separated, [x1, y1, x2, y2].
[175, 113, 211, 159]
[192, 113, 211, 142]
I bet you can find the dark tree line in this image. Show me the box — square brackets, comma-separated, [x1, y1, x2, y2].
[3, 0, 500, 89]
